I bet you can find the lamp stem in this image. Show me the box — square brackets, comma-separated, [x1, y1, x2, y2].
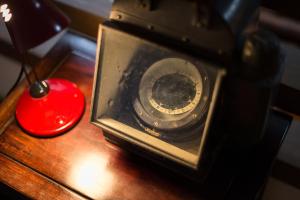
[32, 66, 39, 81]
[21, 53, 49, 98]
[24, 53, 39, 81]
[21, 55, 32, 85]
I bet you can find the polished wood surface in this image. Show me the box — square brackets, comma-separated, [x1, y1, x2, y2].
[0, 153, 84, 200]
[0, 32, 202, 200]
[0, 29, 291, 200]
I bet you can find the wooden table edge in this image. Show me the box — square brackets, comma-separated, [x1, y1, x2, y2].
[0, 152, 87, 200]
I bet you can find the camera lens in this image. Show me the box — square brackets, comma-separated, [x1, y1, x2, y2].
[133, 57, 210, 132]
[152, 73, 196, 113]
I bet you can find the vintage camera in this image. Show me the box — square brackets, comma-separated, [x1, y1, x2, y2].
[91, 0, 283, 180]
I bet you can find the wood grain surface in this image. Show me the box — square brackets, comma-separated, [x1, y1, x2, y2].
[0, 35, 203, 199]
[0, 153, 85, 200]
[0, 5, 298, 199]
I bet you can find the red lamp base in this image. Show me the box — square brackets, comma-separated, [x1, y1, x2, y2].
[16, 78, 85, 137]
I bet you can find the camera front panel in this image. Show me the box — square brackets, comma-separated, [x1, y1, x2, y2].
[91, 24, 226, 169]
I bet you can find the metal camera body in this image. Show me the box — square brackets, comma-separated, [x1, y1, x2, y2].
[91, 0, 283, 181]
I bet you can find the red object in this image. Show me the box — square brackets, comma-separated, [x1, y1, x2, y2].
[16, 78, 85, 137]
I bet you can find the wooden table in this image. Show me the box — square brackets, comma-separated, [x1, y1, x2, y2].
[0, 30, 291, 200]
[0, 31, 205, 200]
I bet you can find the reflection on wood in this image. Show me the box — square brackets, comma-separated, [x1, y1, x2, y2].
[0, 33, 203, 199]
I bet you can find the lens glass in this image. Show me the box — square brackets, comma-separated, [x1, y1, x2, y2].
[152, 73, 196, 112]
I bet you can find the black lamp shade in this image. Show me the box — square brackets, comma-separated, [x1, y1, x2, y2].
[1, 0, 70, 53]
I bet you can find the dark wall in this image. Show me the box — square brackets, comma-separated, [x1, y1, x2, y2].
[262, 0, 300, 20]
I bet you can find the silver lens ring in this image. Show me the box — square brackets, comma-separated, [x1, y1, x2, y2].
[133, 57, 210, 131]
